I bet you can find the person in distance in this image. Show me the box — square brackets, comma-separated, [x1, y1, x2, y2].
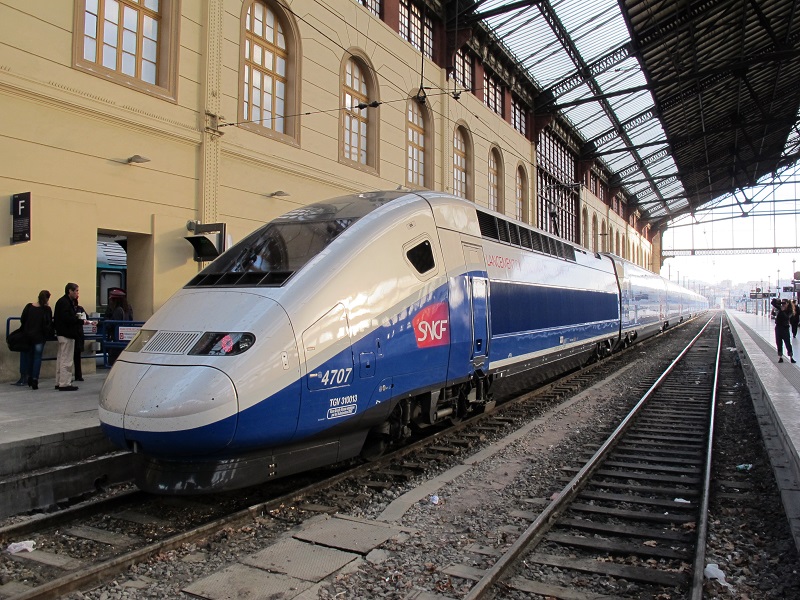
[771, 297, 796, 364]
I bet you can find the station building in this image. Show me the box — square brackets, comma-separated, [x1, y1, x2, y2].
[0, 0, 656, 381]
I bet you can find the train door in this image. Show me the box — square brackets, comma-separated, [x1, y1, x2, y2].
[462, 244, 489, 368]
[296, 304, 355, 439]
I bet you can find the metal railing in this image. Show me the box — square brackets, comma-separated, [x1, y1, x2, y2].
[6, 317, 145, 368]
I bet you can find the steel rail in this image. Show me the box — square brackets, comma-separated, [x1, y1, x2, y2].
[691, 312, 724, 598]
[3, 314, 709, 599]
[464, 313, 719, 599]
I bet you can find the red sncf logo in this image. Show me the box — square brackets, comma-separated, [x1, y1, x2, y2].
[413, 302, 450, 348]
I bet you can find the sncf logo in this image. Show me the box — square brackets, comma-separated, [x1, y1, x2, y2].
[413, 302, 450, 348]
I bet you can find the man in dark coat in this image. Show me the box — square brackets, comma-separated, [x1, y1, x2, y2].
[771, 297, 796, 364]
[54, 282, 85, 390]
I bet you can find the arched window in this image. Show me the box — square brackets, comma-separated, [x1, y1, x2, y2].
[601, 219, 607, 252]
[615, 231, 620, 256]
[608, 225, 614, 254]
[582, 208, 589, 249]
[516, 165, 528, 222]
[488, 148, 504, 213]
[592, 215, 598, 252]
[454, 127, 468, 199]
[240, 1, 299, 141]
[341, 53, 379, 170]
[407, 99, 429, 187]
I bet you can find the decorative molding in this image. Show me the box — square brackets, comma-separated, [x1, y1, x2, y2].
[0, 67, 198, 140]
[221, 144, 376, 193]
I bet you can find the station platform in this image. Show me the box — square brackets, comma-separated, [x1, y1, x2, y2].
[0, 371, 108, 452]
[0, 370, 133, 518]
[726, 309, 800, 548]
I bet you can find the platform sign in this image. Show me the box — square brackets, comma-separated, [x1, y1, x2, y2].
[11, 192, 30, 244]
[117, 326, 141, 341]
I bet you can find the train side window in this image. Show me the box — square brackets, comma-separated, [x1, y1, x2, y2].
[519, 227, 532, 249]
[530, 231, 543, 253]
[406, 239, 436, 275]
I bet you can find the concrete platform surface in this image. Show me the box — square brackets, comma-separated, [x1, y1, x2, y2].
[0, 371, 112, 476]
[726, 309, 800, 552]
[0, 371, 107, 443]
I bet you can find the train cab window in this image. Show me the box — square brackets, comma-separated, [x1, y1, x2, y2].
[190, 217, 356, 287]
[406, 239, 435, 275]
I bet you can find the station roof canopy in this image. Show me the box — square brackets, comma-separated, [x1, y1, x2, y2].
[466, 0, 800, 231]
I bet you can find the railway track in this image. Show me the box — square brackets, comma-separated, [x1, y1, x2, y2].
[0, 316, 709, 599]
[461, 313, 722, 599]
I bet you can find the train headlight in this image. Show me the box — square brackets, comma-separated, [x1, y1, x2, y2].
[188, 332, 256, 356]
[125, 330, 157, 353]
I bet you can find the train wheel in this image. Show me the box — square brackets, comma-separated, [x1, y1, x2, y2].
[448, 393, 470, 425]
[360, 432, 388, 461]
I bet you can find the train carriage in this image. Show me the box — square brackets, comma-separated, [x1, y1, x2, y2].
[99, 191, 708, 493]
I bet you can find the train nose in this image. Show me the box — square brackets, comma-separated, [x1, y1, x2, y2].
[99, 361, 238, 456]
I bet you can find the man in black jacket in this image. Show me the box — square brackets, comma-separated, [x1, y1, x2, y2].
[54, 282, 86, 390]
[771, 297, 796, 364]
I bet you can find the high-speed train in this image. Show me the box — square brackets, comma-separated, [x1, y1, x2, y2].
[99, 191, 708, 494]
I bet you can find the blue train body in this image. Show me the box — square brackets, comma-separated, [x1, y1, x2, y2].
[98, 191, 708, 493]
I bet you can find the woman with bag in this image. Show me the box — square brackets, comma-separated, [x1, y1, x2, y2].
[14, 290, 53, 390]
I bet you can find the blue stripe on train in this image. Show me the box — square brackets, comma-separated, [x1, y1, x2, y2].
[110, 279, 625, 458]
[490, 282, 619, 335]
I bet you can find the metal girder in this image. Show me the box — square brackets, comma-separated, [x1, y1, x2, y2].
[615, 173, 681, 186]
[542, 84, 652, 111]
[587, 108, 657, 149]
[449, 0, 540, 27]
[644, 50, 800, 114]
[593, 140, 670, 158]
[665, 246, 800, 256]
[632, 0, 734, 50]
[542, 43, 635, 100]
[536, 0, 671, 215]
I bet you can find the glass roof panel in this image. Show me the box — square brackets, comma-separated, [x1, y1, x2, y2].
[479, 0, 688, 223]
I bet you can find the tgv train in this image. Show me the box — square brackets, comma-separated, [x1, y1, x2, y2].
[99, 191, 708, 494]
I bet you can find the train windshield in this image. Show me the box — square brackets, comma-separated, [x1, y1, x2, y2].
[214, 219, 354, 274]
[186, 191, 405, 287]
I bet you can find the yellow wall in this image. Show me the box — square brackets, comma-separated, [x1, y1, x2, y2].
[0, 0, 650, 381]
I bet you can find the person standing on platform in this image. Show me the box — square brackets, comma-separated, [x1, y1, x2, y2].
[770, 297, 796, 364]
[54, 283, 92, 391]
[15, 290, 53, 390]
[790, 300, 799, 339]
[73, 293, 87, 382]
[105, 289, 133, 365]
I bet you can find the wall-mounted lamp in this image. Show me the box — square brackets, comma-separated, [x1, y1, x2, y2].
[127, 155, 151, 164]
[185, 220, 227, 262]
[265, 190, 289, 198]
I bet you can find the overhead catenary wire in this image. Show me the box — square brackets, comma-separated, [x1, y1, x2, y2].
[216, 0, 600, 239]
[223, 1, 546, 182]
